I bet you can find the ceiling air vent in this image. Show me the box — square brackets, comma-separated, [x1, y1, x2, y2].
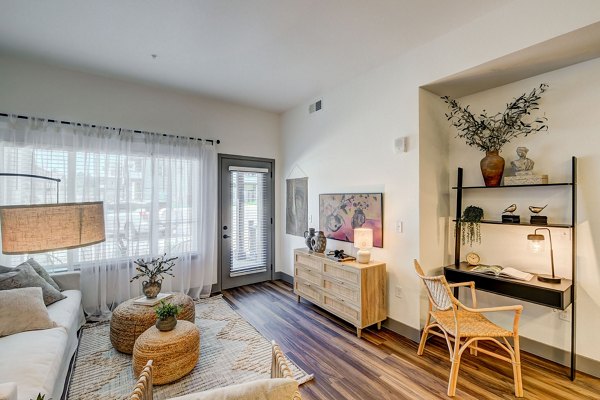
[309, 100, 322, 114]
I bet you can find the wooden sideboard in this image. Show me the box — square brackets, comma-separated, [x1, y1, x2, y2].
[293, 248, 387, 338]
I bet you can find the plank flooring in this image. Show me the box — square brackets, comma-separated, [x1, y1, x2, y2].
[222, 280, 600, 400]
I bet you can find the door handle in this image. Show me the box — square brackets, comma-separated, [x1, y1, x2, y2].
[223, 234, 230, 239]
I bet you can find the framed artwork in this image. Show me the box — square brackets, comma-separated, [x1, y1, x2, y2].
[286, 178, 308, 236]
[319, 193, 383, 248]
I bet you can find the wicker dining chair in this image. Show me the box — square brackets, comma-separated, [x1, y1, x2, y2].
[130, 360, 153, 400]
[414, 260, 524, 397]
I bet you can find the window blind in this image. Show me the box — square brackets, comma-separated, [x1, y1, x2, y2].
[228, 167, 269, 277]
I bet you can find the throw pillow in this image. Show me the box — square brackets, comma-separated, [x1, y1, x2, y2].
[0, 287, 57, 337]
[0, 262, 66, 305]
[26, 258, 61, 291]
[167, 378, 300, 400]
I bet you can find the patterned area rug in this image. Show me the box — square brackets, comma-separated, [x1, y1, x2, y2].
[67, 295, 313, 399]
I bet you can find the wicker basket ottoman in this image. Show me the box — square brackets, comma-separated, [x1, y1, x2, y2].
[132, 320, 200, 385]
[110, 293, 195, 354]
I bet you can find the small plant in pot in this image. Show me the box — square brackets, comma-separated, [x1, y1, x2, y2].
[155, 299, 182, 331]
[460, 205, 483, 247]
[130, 253, 178, 299]
[442, 83, 549, 186]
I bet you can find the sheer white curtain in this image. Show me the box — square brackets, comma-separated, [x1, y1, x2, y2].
[0, 115, 217, 319]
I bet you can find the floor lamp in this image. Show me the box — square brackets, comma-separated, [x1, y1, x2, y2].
[0, 173, 105, 256]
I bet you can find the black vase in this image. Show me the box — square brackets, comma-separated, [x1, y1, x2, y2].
[304, 228, 316, 250]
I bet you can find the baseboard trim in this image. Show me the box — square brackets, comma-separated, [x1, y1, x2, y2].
[384, 317, 600, 379]
[211, 283, 220, 295]
[520, 336, 600, 378]
[275, 271, 294, 285]
[383, 317, 421, 343]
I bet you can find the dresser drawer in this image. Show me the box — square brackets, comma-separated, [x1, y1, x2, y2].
[322, 262, 360, 285]
[323, 276, 360, 305]
[323, 293, 360, 324]
[295, 252, 323, 272]
[295, 264, 322, 285]
[295, 277, 322, 304]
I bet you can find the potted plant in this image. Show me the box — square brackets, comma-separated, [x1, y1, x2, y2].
[130, 253, 178, 299]
[460, 206, 483, 247]
[155, 299, 182, 331]
[442, 83, 549, 186]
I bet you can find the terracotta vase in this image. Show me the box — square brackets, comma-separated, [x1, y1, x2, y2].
[480, 151, 505, 187]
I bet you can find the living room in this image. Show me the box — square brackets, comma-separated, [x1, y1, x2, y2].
[1, 1, 600, 399]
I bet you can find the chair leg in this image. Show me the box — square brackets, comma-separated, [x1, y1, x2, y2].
[513, 336, 523, 397]
[469, 339, 478, 356]
[417, 325, 430, 356]
[447, 336, 462, 397]
[417, 314, 431, 356]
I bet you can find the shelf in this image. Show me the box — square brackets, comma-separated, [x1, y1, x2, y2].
[444, 263, 573, 310]
[452, 182, 573, 189]
[452, 219, 573, 228]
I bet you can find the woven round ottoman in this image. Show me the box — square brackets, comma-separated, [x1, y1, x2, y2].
[132, 320, 200, 385]
[110, 293, 195, 354]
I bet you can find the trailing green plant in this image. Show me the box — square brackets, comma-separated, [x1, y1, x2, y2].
[155, 299, 182, 320]
[130, 253, 178, 283]
[442, 83, 549, 153]
[460, 206, 483, 247]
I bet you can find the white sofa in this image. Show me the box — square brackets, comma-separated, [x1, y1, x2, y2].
[0, 272, 85, 400]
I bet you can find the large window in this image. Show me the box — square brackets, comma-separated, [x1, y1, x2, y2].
[0, 144, 197, 268]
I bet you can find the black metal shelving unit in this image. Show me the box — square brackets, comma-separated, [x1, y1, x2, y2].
[446, 156, 577, 380]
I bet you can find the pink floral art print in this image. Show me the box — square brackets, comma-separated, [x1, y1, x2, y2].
[319, 193, 383, 248]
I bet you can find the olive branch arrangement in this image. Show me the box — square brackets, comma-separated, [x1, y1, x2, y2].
[442, 83, 549, 152]
[130, 253, 178, 283]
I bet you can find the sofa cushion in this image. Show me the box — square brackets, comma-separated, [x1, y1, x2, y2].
[0, 262, 65, 305]
[47, 289, 83, 333]
[26, 258, 61, 291]
[0, 326, 67, 400]
[0, 287, 57, 337]
[168, 378, 300, 400]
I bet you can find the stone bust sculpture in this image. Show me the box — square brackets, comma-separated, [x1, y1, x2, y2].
[511, 147, 534, 174]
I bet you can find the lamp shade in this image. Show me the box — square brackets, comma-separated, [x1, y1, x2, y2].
[527, 233, 545, 253]
[0, 201, 105, 254]
[353, 228, 373, 249]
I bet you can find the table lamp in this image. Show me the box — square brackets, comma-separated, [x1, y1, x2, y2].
[527, 227, 561, 283]
[354, 228, 373, 264]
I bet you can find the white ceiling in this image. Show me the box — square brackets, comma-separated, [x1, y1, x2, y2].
[0, 0, 508, 112]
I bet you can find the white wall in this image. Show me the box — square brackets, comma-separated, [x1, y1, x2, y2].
[280, 0, 600, 353]
[444, 57, 600, 361]
[0, 55, 281, 284]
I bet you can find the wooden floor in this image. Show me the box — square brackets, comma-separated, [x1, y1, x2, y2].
[222, 280, 600, 400]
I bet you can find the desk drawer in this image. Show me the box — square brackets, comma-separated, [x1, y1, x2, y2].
[295, 277, 321, 303]
[323, 262, 360, 285]
[295, 264, 322, 285]
[323, 277, 360, 305]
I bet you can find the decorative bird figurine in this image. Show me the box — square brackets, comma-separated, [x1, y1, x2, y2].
[503, 203, 517, 215]
[529, 204, 548, 214]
